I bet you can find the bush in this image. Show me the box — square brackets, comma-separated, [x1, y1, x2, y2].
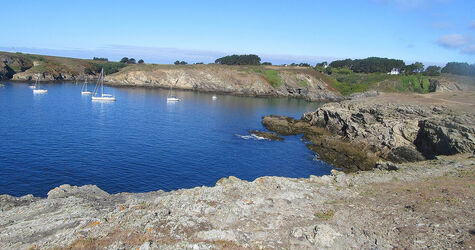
[84, 62, 127, 75]
[261, 62, 272, 65]
[138, 59, 144, 64]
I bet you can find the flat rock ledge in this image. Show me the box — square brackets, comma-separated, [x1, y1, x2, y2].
[0, 154, 474, 249]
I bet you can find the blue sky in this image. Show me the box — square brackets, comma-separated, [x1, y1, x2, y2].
[2, 0, 474, 65]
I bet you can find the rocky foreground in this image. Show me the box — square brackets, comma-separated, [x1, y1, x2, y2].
[0, 155, 473, 249]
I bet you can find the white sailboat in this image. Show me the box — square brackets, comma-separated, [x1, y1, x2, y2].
[81, 78, 92, 95]
[32, 75, 47, 94]
[212, 95, 217, 100]
[92, 68, 116, 101]
[166, 79, 180, 102]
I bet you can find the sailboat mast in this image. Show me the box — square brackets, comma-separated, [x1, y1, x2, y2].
[101, 68, 104, 97]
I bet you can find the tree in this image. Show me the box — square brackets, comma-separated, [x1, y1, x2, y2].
[138, 59, 144, 64]
[329, 57, 405, 73]
[441, 62, 475, 76]
[127, 58, 136, 64]
[180, 61, 187, 65]
[413, 62, 424, 73]
[215, 54, 261, 65]
[120, 57, 129, 63]
[423, 65, 441, 76]
[174, 60, 180, 65]
[93, 57, 108, 61]
[316, 61, 327, 67]
[261, 62, 272, 65]
[298, 63, 311, 67]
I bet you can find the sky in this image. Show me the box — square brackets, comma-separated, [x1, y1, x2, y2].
[2, 0, 474, 65]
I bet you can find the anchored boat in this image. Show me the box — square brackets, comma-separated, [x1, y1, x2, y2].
[92, 68, 116, 101]
[32, 74, 47, 94]
[166, 80, 180, 102]
[81, 78, 92, 95]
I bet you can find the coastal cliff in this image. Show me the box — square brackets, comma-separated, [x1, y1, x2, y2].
[0, 51, 342, 101]
[105, 65, 342, 101]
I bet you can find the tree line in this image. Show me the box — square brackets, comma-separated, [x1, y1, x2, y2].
[215, 54, 261, 65]
[326, 57, 475, 76]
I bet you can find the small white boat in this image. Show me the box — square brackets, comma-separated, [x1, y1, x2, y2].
[92, 68, 115, 101]
[212, 95, 217, 100]
[166, 80, 180, 102]
[0, 83, 5, 88]
[32, 75, 47, 94]
[81, 78, 92, 95]
[166, 97, 180, 102]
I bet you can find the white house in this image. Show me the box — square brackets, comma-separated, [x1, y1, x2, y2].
[388, 68, 400, 75]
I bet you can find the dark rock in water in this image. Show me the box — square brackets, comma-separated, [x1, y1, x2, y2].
[262, 115, 378, 172]
[249, 130, 284, 141]
[387, 146, 425, 163]
[414, 118, 475, 159]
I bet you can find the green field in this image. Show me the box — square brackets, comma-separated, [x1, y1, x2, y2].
[327, 71, 431, 95]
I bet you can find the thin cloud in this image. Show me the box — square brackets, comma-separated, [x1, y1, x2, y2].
[437, 34, 475, 55]
[437, 34, 468, 48]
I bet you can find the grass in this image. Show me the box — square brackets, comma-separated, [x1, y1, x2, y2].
[251, 67, 284, 88]
[298, 80, 308, 87]
[326, 71, 432, 96]
[314, 209, 335, 220]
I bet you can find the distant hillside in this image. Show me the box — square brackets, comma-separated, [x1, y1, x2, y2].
[1, 51, 473, 99]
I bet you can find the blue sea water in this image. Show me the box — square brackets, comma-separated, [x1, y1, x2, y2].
[0, 82, 332, 197]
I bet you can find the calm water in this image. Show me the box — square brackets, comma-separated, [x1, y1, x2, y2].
[0, 82, 332, 197]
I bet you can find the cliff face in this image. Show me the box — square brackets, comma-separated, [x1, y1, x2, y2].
[105, 65, 342, 101]
[0, 53, 33, 80]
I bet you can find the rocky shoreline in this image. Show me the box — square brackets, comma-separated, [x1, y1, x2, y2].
[261, 94, 475, 172]
[1, 154, 473, 249]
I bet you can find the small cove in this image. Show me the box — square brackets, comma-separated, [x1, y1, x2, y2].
[0, 82, 332, 197]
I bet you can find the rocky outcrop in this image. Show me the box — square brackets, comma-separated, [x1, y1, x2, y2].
[0, 54, 33, 73]
[261, 100, 474, 169]
[262, 115, 378, 171]
[414, 118, 475, 158]
[0, 54, 33, 80]
[105, 66, 343, 101]
[0, 155, 473, 249]
[0, 62, 15, 80]
[302, 101, 474, 161]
